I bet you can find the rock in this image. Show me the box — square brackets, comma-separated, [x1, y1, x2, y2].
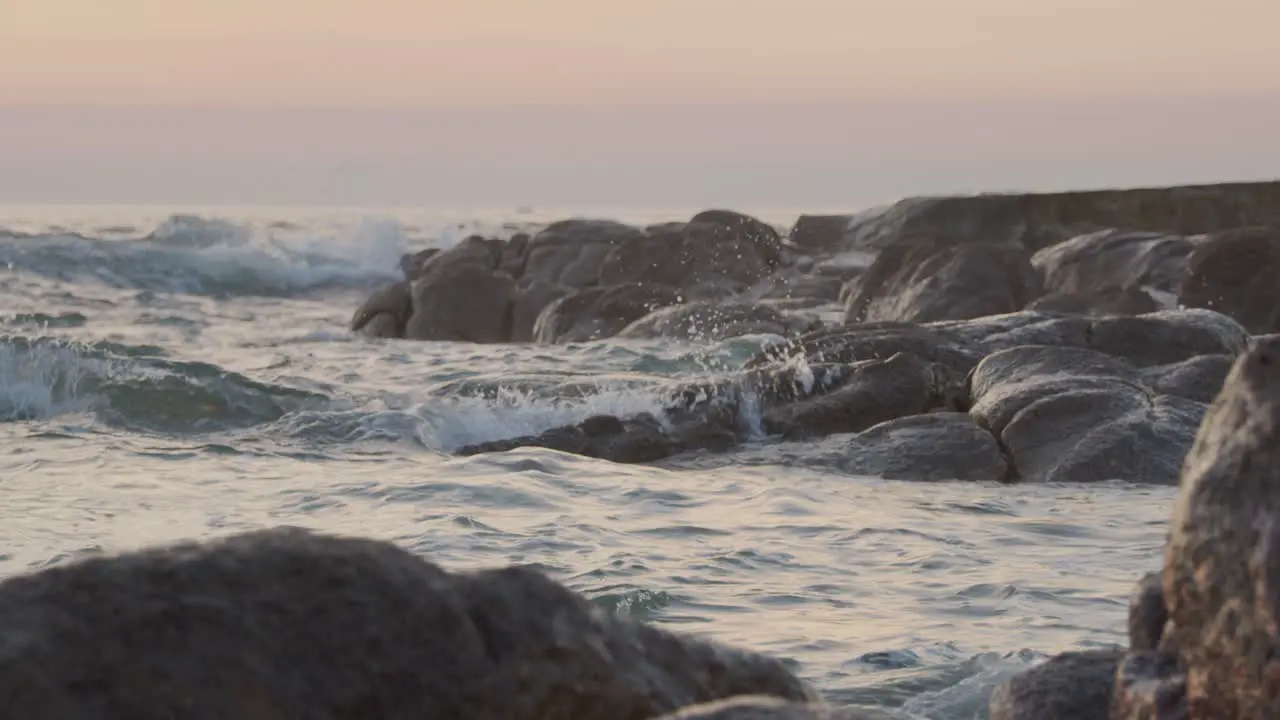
[968, 345, 1206, 484]
[1111, 650, 1188, 720]
[843, 239, 1042, 324]
[655, 695, 895, 719]
[1025, 288, 1160, 317]
[597, 211, 782, 292]
[1129, 572, 1168, 652]
[840, 412, 1009, 482]
[617, 302, 818, 342]
[787, 215, 852, 252]
[521, 219, 643, 288]
[0, 527, 816, 718]
[403, 236, 516, 343]
[350, 280, 412, 338]
[1162, 335, 1280, 718]
[747, 322, 984, 376]
[510, 278, 574, 343]
[457, 412, 696, 463]
[1179, 225, 1280, 334]
[761, 352, 964, 440]
[399, 247, 441, 281]
[844, 181, 1280, 253]
[1031, 229, 1194, 297]
[532, 283, 683, 344]
[988, 649, 1123, 720]
[1138, 355, 1234, 404]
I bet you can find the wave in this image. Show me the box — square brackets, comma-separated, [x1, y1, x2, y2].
[0, 335, 326, 432]
[0, 214, 410, 298]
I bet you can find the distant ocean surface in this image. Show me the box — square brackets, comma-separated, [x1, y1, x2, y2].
[0, 205, 1172, 718]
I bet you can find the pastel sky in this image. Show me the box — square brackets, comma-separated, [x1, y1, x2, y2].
[2, 0, 1279, 206]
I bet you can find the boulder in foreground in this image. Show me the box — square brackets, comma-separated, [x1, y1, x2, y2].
[0, 527, 815, 719]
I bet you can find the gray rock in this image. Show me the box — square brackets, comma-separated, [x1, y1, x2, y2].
[1024, 288, 1160, 317]
[1138, 354, 1234, 404]
[618, 302, 817, 342]
[787, 214, 853, 252]
[1129, 572, 1168, 652]
[655, 695, 897, 719]
[988, 649, 1123, 720]
[350, 279, 412, 338]
[0, 527, 815, 719]
[840, 412, 1009, 482]
[843, 239, 1043, 324]
[1031, 229, 1194, 297]
[968, 345, 1206, 484]
[1111, 650, 1187, 720]
[521, 219, 642, 288]
[762, 352, 964, 440]
[509, 278, 574, 343]
[1163, 334, 1280, 718]
[403, 236, 516, 343]
[598, 211, 782, 292]
[532, 283, 683, 344]
[1179, 225, 1280, 334]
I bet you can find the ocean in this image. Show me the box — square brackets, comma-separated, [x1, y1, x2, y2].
[0, 205, 1173, 718]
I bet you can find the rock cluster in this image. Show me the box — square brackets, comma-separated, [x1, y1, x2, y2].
[989, 335, 1280, 719]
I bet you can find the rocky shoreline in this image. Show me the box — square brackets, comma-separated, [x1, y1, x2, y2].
[355, 180, 1279, 486]
[0, 331, 1275, 718]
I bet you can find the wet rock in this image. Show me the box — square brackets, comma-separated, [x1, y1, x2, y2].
[1129, 572, 1168, 652]
[1025, 288, 1160, 317]
[1031, 229, 1194, 297]
[0, 527, 815, 718]
[618, 302, 819, 342]
[598, 211, 783, 292]
[521, 219, 642, 288]
[1179, 225, 1280, 334]
[988, 649, 1123, 720]
[350, 279, 412, 338]
[1111, 650, 1187, 720]
[1138, 354, 1234, 404]
[747, 322, 984, 376]
[751, 268, 847, 308]
[762, 352, 964, 440]
[399, 247, 441, 281]
[843, 239, 1042, 324]
[404, 236, 516, 343]
[1163, 335, 1280, 718]
[844, 181, 1280, 253]
[968, 345, 1206, 484]
[840, 412, 1009, 482]
[533, 283, 683, 344]
[510, 278, 574, 343]
[787, 214, 852, 252]
[655, 695, 896, 719]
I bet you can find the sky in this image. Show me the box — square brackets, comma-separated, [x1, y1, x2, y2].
[2, 0, 1279, 207]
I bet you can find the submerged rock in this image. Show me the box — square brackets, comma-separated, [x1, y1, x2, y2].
[988, 649, 1123, 720]
[1162, 334, 1280, 718]
[840, 412, 1009, 482]
[0, 527, 816, 718]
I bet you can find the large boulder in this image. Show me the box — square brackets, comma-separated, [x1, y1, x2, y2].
[1031, 229, 1194, 297]
[404, 236, 516, 343]
[1178, 225, 1280, 334]
[839, 412, 1009, 482]
[1160, 335, 1280, 718]
[0, 527, 816, 718]
[786, 215, 853, 252]
[520, 219, 643, 288]
[967, 345, 1207, 484]
[532, 283, 683, 344]
[617, 302, 819, 342]
[988, 649, 1123, 720]
[842, 239, 1042, 324]
[350, 279, 412, 338]
[597, 211, 783, 292]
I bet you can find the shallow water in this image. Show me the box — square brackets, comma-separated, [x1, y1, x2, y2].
[0, 206, 1173, 718]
